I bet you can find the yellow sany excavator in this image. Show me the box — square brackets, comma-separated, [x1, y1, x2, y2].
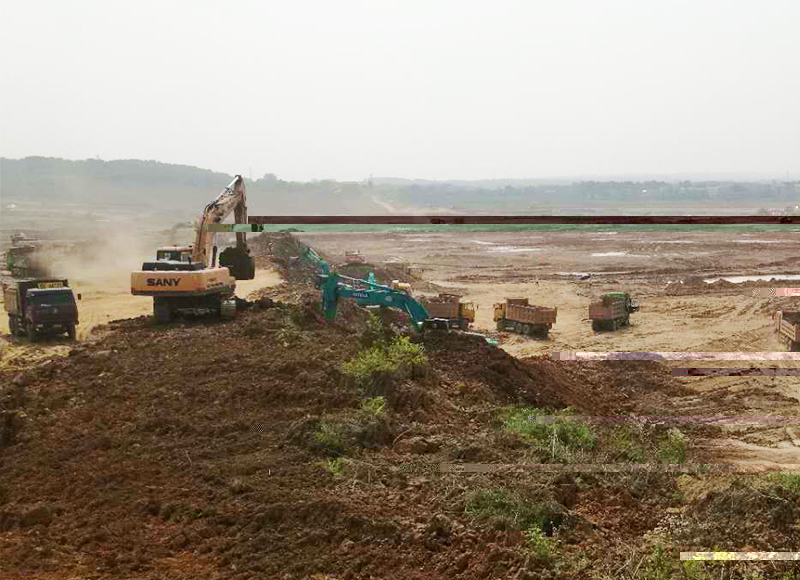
[131, 175, 256, 323]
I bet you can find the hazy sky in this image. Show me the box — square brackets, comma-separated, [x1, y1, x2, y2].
[1, 0, 798, 181]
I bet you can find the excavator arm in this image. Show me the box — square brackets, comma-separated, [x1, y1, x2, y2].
[192, 175, 255, 280]
[318, 272, 431, 331]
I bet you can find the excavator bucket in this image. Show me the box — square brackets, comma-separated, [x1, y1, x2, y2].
[219, 247, 256, 280]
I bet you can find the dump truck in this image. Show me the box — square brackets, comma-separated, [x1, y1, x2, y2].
[3, 278, 81, 341]
[774, 310, 800, 351]
[494, 298, 557, 337]
[589, 292, 639, 331]
[419, 293, 476, 330]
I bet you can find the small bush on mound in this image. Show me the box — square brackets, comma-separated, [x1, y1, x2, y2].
[498, 407, 597, 462]
[360, 311, 389, 347]
[342, 337, 427, 394]
[465, 489, 563, 535]
[657, 428, 687, 464]
[360, 396, 386, 417]
[524, 526, 559, 560]
[314, 421, 346, 457]
[324, 457, 344, 477]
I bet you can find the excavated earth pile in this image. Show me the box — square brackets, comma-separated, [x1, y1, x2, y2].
[3, 261, 800, 578]
[248, 232, 446, 293]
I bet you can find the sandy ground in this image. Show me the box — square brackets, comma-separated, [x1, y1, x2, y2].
[0, 268, 283, 370]
[297, 230, 800, 471]
[5, 230, 800, 469]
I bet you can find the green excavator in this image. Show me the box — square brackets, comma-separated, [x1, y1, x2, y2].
[295, 246, 498, 344]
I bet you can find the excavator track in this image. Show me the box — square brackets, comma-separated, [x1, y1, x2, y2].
[220, 298, 237, 320]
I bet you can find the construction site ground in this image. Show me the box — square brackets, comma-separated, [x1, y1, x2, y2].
[2, 231, 800, 579]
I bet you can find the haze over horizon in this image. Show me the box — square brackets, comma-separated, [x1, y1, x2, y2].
[2, 0, 798, 182]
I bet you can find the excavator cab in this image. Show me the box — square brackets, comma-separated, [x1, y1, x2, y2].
[219, 246, 256, 280]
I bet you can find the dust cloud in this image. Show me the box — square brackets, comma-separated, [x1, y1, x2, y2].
[30, 228, 162, 286]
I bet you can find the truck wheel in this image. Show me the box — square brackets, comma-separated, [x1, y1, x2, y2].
[220, 298, 237, 320]
[153, 299, 172, 324]
[592, 321, 600, 332]
[27, 325, 37, 343]
[522, 324, 531, 335]
[513, 322, 522, 334]
[67, 325, 77, 340]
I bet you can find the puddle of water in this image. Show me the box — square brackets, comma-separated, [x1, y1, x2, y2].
[734, 240, 783, 244]
[472, 240, 497, 245]
[488, 247, 542, 253]
[642, 240, 695, 244]
[592, 252, 627, 257]
[704, 274, 800, 284]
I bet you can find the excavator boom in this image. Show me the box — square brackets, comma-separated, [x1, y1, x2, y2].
[193, 175, 255, 280]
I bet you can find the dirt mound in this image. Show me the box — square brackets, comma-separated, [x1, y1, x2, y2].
[424, 332, 566, 409]
[520, 358, 692, 415]
[669, 480, 800, 552]
[666, 277, 800, 297]
[247, 232, 447, 294]
[0, 293, 590, 579]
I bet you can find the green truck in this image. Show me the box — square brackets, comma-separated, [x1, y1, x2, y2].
[3, 279, 81, 341]
[589, 293, 639, 331]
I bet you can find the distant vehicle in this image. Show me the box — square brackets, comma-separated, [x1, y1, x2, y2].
[420, 293, 476, 330]
[3, 279, 81, 341]
[494, 298, 557, 337]
[344, 250, 367, 264]
[774, 310, 800, 351]
[589, 293, 638, 331]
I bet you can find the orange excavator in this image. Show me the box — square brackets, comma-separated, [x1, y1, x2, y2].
[131, 175, 256, 323]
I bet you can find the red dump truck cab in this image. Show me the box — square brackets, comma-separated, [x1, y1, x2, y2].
[3, 279, 80, 341]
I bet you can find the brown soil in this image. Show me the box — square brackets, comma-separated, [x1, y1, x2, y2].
[3, 232, 800, 579]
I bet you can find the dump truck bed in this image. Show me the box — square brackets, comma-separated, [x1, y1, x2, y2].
[775, 311, 800, 343]
[504, 302, 557, 324]
[423, 301, 460, 319]
[420, 293, 474, 321]
[589, 303, 626, 320]
[589, 297, 627, 321]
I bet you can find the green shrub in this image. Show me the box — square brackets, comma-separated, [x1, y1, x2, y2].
[613, 428, 647, 462]
[386, 336, 426, 370]
[314, 421, 345, 456]
[360, 396, 386, 417]
[524, 526, 558, 559]
[361, 311, 386, 346]
[657, 429, 687, 464]
[767, 473, 800, 494]
[465, 489, 560, 533]
[499, 407, 596, 461]
[641, 543, 680, 580]
[326, 457, 344, 477]
[342, 337, 427, 392]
